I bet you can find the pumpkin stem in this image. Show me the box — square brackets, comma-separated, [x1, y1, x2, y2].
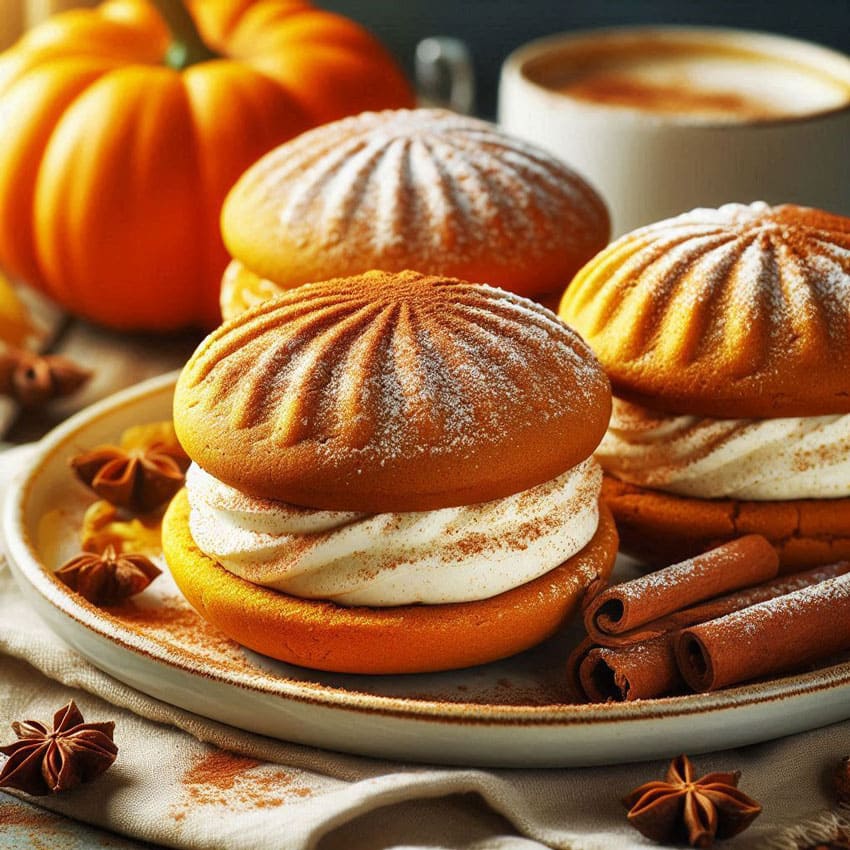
[149, 0, 219, 70]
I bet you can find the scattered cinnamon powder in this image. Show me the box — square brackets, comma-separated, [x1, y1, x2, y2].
[173, 750, 312, 816]
[101, 589, 575, 707]
[0, 801, 98, 849]
[401, 658, 570, 706]
[183, 751, 262, 794]
[0, 801, 59, 827]
[186, 456, 601, 605]
[105, 595, 251, 673]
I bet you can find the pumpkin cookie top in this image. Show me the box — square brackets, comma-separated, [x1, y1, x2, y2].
[560, 202, 850, 418]
[220, 108, 609, 309]
[175, 270, 611, 512]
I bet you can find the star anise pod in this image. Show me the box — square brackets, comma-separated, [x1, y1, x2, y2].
[623, 754, 762, 847]
[71, 441, 187, 513]
[0, 701, 117, 795]
[55, 544, 161, 605]
[0, 347, 90, 407]
[835, 756, 850, 805]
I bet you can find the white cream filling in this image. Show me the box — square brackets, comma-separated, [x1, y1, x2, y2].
[185, 459, 601, 607]
[598, 398, 850, 500]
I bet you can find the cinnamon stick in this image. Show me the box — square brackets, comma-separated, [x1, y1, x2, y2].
[675, 572, 850, 692]
[599, 561, 850, 648]
[578, 638, 684, 702]
[569, 561, 850, 702]
[584, 535, 779, 642]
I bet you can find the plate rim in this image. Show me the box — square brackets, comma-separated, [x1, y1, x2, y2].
[5, 370, 850, 727]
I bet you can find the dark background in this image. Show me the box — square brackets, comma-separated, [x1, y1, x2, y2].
[322, 1, 850, 117]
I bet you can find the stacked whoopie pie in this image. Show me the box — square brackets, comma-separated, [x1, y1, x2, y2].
[218, 108, 610, 318]
[164, 271, 618, 673]
[561, 201, 850, 570]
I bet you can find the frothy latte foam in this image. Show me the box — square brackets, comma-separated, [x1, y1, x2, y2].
[540, 39, 850, 122]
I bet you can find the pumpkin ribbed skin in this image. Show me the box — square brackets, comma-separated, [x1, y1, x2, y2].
[0, 0, 412, 330]
[220, 108, 610, 317]
[175, 270, 612, 512]
[560, 202, 850, 418]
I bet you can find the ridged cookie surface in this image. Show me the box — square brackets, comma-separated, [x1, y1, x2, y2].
[175, 270, 611, 511]
[560, 202, 850, 417]
[220, 108, 609, 314]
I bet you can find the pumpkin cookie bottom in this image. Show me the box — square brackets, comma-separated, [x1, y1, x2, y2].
[603, 475, 850, 572]
[162, 489, 618, 674]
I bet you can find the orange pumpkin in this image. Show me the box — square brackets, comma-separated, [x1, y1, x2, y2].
[0, 0, 413, 329]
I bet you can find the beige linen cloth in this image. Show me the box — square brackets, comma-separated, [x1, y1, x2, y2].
[0, 448, 849, 850]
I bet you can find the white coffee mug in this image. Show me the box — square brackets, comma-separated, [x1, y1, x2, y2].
[499, 26, 850, 236]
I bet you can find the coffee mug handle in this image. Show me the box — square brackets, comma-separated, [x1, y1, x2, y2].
[415, 37, 476, 115]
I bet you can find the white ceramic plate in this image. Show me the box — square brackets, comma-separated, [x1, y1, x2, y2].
[5, 372, 850, 767]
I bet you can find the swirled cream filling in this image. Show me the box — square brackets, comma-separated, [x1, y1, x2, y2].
[185, 459, 601, 607]
[598, 398, 850, 500]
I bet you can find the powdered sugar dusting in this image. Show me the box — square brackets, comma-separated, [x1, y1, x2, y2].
[678, 569, 850, 691]
[595, 203, 850, 354]
[179, 272, 610, 470]
[562, 201, 850, 415]
[689, 572, 850, 655]
[236, 108, 608, 270]
[725, 571, 850, 621]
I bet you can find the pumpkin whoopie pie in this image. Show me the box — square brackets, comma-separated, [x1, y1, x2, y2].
[218, 108, 609, 318]
[560, 201, 850, 571]
[164, 270, 618, 673]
